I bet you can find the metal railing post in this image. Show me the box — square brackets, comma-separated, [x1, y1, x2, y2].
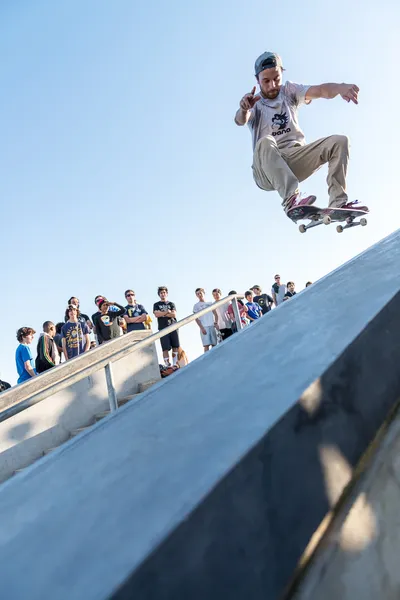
[105, 363, 118, 412]
[232, 297, 243, 331]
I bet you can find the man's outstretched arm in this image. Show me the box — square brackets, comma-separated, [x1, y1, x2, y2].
[306, 83, 359, 104]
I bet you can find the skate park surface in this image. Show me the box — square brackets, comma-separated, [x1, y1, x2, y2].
[0, 229, 399, 599]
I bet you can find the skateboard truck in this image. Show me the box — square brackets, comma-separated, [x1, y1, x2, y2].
[298, 216, 331, 234]
[332, 216, 368, 233]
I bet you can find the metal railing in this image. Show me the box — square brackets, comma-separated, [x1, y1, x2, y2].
[0, 295, 243, 423]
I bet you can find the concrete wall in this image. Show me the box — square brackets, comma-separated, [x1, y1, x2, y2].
[289, 404, 400, 600]
[0, 331, 160, 482]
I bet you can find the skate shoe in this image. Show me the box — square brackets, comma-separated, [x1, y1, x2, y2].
[285, 192, 317, 215]
[338, 199, 369, 212]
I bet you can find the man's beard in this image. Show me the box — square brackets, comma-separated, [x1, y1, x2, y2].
[264, 88, 280, 99]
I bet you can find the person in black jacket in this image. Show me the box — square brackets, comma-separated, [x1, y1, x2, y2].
[92, 300, 125, 345]
[0, 379, 11, 393]
[35, 321, 61, 373]
[283, 281, 297, 301]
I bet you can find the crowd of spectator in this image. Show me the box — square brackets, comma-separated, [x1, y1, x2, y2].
[9, 277, 312, 388]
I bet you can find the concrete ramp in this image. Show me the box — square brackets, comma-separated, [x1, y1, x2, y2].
[0, 230, 400, 600]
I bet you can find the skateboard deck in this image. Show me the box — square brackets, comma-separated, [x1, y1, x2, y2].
[287, 204, 369, 234]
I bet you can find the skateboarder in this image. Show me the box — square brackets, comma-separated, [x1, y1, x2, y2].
[234, 51, 368, 217]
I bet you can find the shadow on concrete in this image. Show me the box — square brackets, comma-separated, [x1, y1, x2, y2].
[112, 292, 400, 600]
[6, 420, 33, 443]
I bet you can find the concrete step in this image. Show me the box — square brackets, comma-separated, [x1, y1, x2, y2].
[70, 426, 91, 438]
[118, 393, 140, 406]
[138, 379, 158, 393]
[40, 385, 157, 460]
[43, 447, 57, 456]
[6, 382, 160, 483]
[116, 380, 158, 406]
[95, 411, 110, 421]
[12, 469, 25, 476]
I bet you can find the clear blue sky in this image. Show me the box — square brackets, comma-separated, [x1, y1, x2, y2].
[1, 0, 398, 384]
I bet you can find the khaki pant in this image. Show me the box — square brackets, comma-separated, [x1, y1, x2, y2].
[252, 134, 349, 211]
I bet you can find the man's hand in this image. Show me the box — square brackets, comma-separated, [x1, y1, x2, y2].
[239, 86, 261, 111]
[339, 83, 359, 104]
[201, 328, 207, 336]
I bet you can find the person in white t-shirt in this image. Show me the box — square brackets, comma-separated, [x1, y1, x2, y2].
[234, 51, 368, 218]
[212, 288, 233, 341]
[193, 288, 219, 352]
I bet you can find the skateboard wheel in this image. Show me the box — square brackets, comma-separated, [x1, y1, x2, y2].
[336, 225, 343, 233]
[360, 218, 367, 226]
[322, 215, 331, 225]
[299, 224, 307, 234]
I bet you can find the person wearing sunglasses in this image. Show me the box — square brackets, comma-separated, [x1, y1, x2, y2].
[123, 290, 148, 333]
[234, 51, 368, 219]
[271, 275, 286, 307]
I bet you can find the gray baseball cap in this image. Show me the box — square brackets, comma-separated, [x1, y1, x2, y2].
[254, 52, 283, 76]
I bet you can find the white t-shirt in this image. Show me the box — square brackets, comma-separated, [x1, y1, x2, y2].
[248, 81, 310, 151]
[214, 304, 231, 330]
[193, 301, 214, 327]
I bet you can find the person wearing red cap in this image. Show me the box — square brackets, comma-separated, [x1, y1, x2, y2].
[235, 51, 368, 218]
[92, 299, 125, 345]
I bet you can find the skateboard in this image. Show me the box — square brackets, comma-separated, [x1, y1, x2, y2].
[287, 204, 369, 234]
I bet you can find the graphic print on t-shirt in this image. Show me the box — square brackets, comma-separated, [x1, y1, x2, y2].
[64, 324, 82, 349]
[126, 305, 146, 319]
[253, 294, 272, 315]
[61, 321, 89, 358]
[125, 304, 147, 332]
[100, 315, 111, 326]
[256, 296, 265, 307]
[272, 111, 289, 133]
[247, 81, 310, 150]
[153, 301, 177, 330]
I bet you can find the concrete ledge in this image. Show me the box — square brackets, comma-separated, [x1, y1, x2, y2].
[116, 290, 400, 600]
[0, 231, 399, 600]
